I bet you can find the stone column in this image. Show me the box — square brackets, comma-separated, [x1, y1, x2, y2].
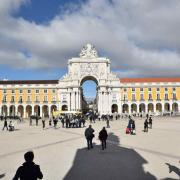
[7, 106, 9, 116]
[40, 105, 42, 117]
[32, 106, 34, 116]
[71, 92, 75, 111]
[145, 104, 148, 114]
[154, 102, 156, 113]
[98, 90, 102, 115]
[137, 103, 140, 114]
[162, 103, 165, 113]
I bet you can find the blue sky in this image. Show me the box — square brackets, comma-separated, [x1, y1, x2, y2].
[0, 0, 180, 97]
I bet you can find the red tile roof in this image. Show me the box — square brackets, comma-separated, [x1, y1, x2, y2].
[0, 80, 58, 85]
[120, 77, 180, 83]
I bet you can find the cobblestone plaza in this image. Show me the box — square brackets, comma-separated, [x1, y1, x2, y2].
[0, 116, 180, 179]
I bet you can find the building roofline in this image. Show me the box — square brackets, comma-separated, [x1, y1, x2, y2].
[120, 77, 180, 83]
[0, 80, 59, 85]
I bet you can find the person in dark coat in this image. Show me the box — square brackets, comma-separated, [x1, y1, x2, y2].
[131, 120, 136, 135]
[144, 119, 148, 132]
[99, 127, 108, 150]
[2, 119, 8, 130]
[13, 151, 43, 180]
[84, 125, 95, 150]
[42, 119, 45, 130]
[35, 116, 38, 126]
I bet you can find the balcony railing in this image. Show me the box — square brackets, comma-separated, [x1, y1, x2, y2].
[43, 100, 48, 103]
[2, 100, 7, 103]
[148, 99, 153, 101]
[10, 100, 15, 103]
[140, 99, 145, 101]
[156, 99, 161, 101]
[35, 100, 40, 103]
[18, 100, 23, 103]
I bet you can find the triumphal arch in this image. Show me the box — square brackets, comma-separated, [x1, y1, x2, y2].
[58, 44, 121, 115]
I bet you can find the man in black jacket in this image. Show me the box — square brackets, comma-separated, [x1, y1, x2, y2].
[84, 125, 95, 150]
[13, 151, 43, 180]
[2, 119, 8, 130]
[99, 127, 108, 150]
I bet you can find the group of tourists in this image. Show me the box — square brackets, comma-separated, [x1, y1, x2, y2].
[125, 114, 153, 135]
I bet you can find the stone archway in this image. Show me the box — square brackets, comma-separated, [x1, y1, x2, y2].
[156, 103, 162, 112]
[42, 105, 49, 117]
[18, 105, 24, 117]
[172, 103, 178, 112]
[148, 103, 154, 113]
[164, 103, 170, 112]
[122, 104, 129, 113]
[51, 105, 57, 115]
[9, 105, 16, 116]
[139, 103, 145, 113]
[2, 105, 8, 116]
[131, 104, 137, 113]
[62, 105, 68, 111]
[26, 105, 32, 118]
[58, 44, 121, 115]
[111, 104, 118, 113]
[34, 105, 40, 116]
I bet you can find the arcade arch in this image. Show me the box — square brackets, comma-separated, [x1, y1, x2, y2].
[111, 104, 118, 113]
[139, 103, 145, 113]
[172, 103, 178, 112]
[26, 105, 32, 118]
[2, 105, 7, 116]
[62, 105, 68, 111]
[9, 105, 16, 116]
[42, 105, 49, 117]
[18, 105, 24, 117]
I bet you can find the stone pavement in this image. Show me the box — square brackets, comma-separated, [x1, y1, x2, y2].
[0, 116, 180, 180]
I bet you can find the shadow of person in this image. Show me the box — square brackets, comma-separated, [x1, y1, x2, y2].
[0, 173, 5, 179]
[164, 163, 180, 179]
[63, 132, 156, 180]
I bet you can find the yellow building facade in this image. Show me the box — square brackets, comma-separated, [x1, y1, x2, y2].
[120, 78, 180, 115]
[0, 80, 59, 118]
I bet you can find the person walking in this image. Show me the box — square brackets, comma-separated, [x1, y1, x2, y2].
[13, 151, 43, 180]
[106, 118, 110, 128]
[131, 120, 136, 135]
[49, 118, 52, 127]
[2, 119, 8, 131]
[35, 116, 38, 126]
[99, 127, 108, 150]
[42, 119, 45, 130]
[144, 119, 148, 132]
[84, 125, 95, 150]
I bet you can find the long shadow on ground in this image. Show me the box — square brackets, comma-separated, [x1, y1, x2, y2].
[161, 163, 180, 180]
[63, 133, 157, 180]
[0, 173, 5, 179]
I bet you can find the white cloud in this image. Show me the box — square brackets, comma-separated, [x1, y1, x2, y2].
[0, 0, 180, 77]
